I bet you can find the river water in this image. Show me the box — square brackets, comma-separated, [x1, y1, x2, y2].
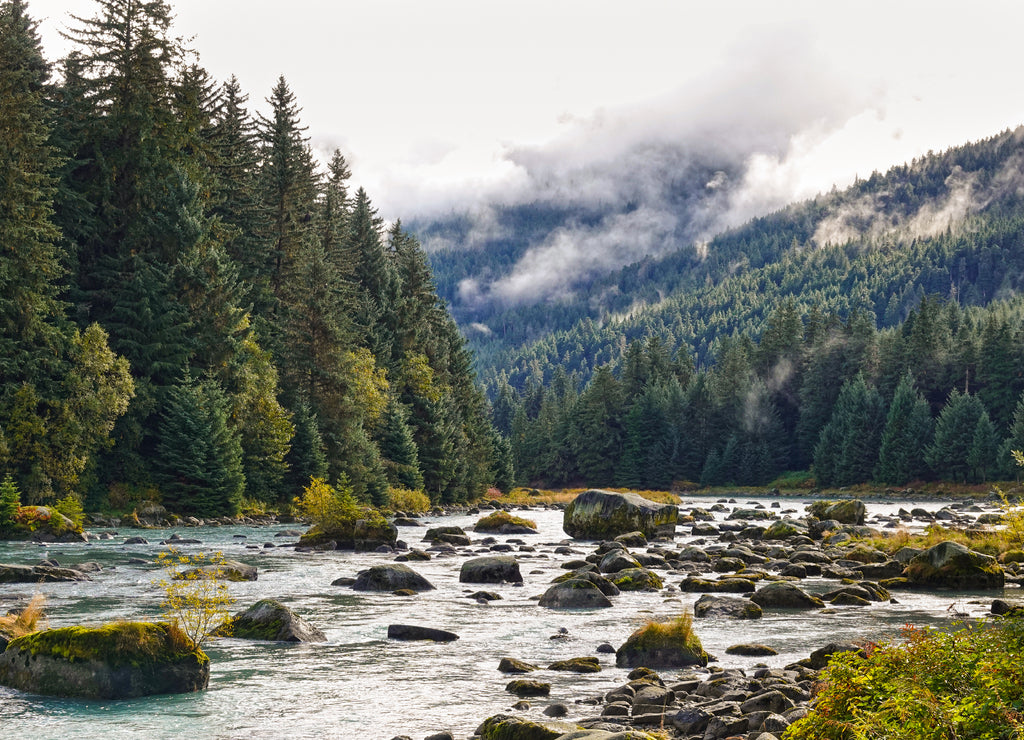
[0, 495, 1013, 739]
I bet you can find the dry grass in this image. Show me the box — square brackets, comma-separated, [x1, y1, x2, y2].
[501, 487, 681, 506]
[0, 593, 47, 638]
[858, 524, 1013, 557]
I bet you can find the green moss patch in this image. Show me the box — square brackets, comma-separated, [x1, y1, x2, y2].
[11, 622, 203, 668]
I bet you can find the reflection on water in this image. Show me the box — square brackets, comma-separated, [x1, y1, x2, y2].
[0, 496, 1011, 739]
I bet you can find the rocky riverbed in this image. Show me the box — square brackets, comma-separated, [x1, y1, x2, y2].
[0, 492, 1020, 739]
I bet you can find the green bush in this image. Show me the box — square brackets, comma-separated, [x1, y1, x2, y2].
[785, 616, 1024, 740]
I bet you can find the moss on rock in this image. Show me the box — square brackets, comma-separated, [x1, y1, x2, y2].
[475, 510, 538, 533]
[616, 613, 708, 668]
[0, 622, 208, 698]
[563, 490, 677, 540]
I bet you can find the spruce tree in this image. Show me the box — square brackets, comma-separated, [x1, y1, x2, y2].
[927, 390, 988, 483]
[376, 397, 424, 491]
[875, 371, 933, 485]
[155, 376, 244, 517]
[283, 401, 328, 495]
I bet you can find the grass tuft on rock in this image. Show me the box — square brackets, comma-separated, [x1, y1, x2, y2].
[475, 510, 537, 532]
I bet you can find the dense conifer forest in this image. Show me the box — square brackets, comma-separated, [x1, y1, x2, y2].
[460, 130, 1024, 490]
[0, 0, 504, 515]
[7, 0, 1024, 512]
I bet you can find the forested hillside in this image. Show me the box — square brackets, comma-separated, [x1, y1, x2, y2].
[480, 130, 1024, 490]
[0, 0, 503, 515]
[426, 127, 1024, 391]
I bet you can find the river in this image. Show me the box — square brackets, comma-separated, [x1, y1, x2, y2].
[0, 495, 1011, 739]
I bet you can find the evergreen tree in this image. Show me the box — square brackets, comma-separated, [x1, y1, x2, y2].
[968, 411, 1000, 483]
[927, 390, 988, 483]
[0, 1, 132, 501]
[814, 374, 884, 486]
[283, 401, 327, 495]
[489, 429, 515, 493]
[571, 366, 624, 485]
[875, 371, 933, 485]
[376, 397, 424, 491]
[155, 376, 244, 517]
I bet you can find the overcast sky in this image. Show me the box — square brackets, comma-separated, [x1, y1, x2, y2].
[28, 0, 1024, 227]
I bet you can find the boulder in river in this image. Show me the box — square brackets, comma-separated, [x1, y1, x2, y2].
[476, 713, 566, 739]
[0, 622, 208, 698]
[693, 593, 763, 620]
[808, 499, 866, 525]
[386, 624, 458, 642]
[459, 555, 523, 584]
[423, 525, 472, 547]
[216, 599, 326, 642]
[750, 581, 824, 610]
[905, 540, 1004, 590]
[563, 490, 677, 540]
[615, 614, 709, 668]
[538, 579, 613, 609]
[352, 563, 435, 592]
[177, 559, 257, 582]
[0, 564, 91, 583]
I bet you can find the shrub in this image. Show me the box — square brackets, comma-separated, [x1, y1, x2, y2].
[156, 550, 236, 653]
[296, 476, 359, 530]
[387, 487, 431, 514]
[54, 495, 84, 531]
[786, 617, 1024, 740]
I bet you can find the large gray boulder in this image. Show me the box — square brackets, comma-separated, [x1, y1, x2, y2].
[217, 599, 326, 642]
[693, 594, 763, 620]
[460, 555, 523, 584]
[538, 579, 613, 609]
[808, 499, 866, 525]
[177, 559, 257, 582]
[563, 490, 677, 540]
[751, 581, 824, 609]
[905, 541, 1004, 590]
[352, 563, 435, 592]
[0, 622, 208, 698]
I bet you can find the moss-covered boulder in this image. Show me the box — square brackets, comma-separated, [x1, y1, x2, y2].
[474, 511, 538, 534]
[762, 519, 805, 540]
[610, 568, 663, 591]
[547, 656, 601, 673]
[476, 714, 567, 740]
[299, 514, 397, 551]
[505, 679, 551, 697]
[0, 622, 208, 698]
[615, 614, 709, 668]
[460, 555, 523, 584]
[0, 506, 81, 542]
[538, 579, 613, 609]
[216, 599, 326, 642]
[905, 541, 1005, 590]
[808, 499, 866, 525]
[352, 563, 435, 592]
[498, 657, 539, 673]
[563, 490, 677, 540]
[552, 569, 620, 596]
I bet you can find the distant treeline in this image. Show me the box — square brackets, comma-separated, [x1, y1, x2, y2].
[0, 0, 507, 515]
[497, 294, 1024, 490]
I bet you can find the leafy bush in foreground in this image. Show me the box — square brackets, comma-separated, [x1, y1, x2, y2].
[785, 617, 1024, 740]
